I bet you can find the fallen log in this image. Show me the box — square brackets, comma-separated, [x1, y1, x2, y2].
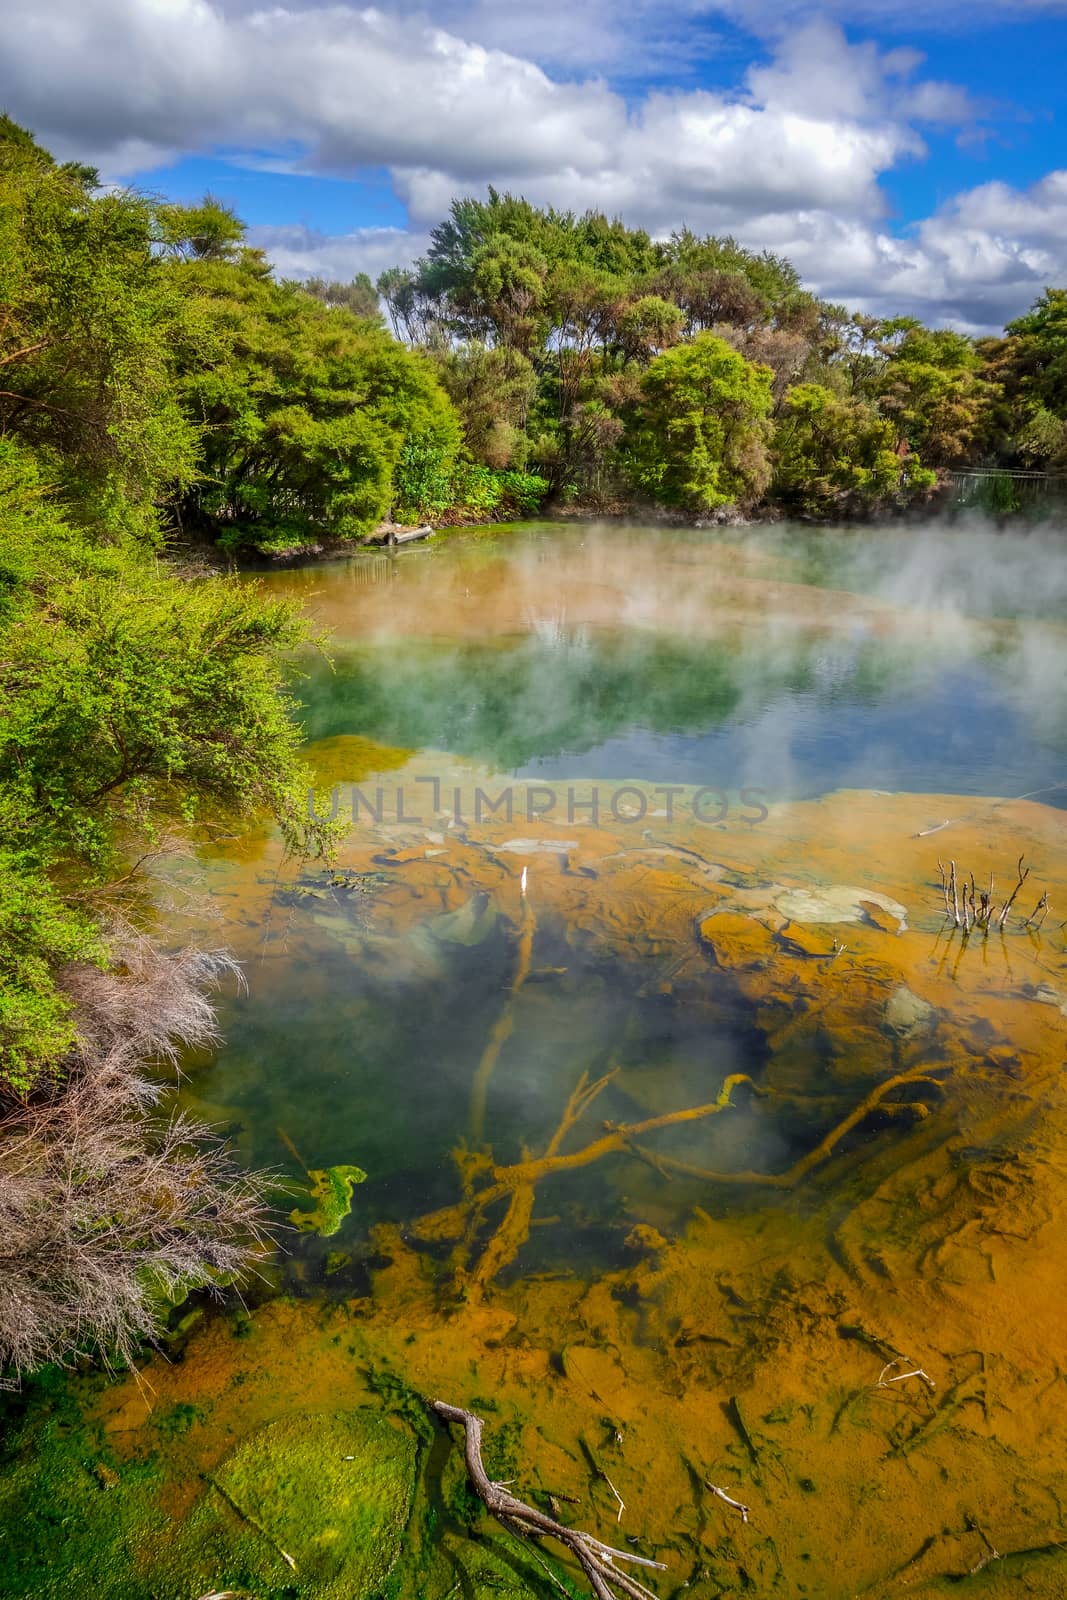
[372, 522, 435, 545]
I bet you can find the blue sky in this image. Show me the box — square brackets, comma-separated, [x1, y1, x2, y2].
[2, 0, 1065, 329]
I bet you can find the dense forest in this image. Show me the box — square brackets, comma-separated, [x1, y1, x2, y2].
[374, 191, 1067, 522]
[1, 112, 1066, 1381]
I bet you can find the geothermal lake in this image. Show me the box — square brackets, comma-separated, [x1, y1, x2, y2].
[8, 519, 1067, 1598]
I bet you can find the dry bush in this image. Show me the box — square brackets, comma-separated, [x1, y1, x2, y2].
[0, 930, 272, 1386]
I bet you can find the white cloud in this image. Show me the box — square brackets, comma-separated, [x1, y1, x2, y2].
[0, 2, 947, 211]
[736, 171, 1067, 330]
[744, 19, 983, 127]
[247, 221, 428, 282]
[0, 0, 1063, 328]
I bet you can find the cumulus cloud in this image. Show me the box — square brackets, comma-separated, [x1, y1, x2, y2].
[247, 221, 429, 282]
[739, 170, 1067, 330]
[0, 0, 1063, 328]
[0, 3, 936, 215]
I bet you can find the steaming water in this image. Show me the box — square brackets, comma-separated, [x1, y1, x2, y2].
[282, 520, 1067, 803]
[170, 518, 1067, 1233]
[11, 518, 1067, 1599]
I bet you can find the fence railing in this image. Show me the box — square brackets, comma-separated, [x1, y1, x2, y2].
[945, 467, 1067, 509]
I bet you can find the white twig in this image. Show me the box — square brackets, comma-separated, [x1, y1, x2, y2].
[602, 1472, 625, 1523]
[876, 1358, 936, 1393]
[707, 1484, 750, 1523]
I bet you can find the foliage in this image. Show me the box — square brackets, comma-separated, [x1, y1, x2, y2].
[1005, 288, 1067, 417]
[771, 382, 932, 516]
[872, 321, 995, 468]
[622, 334, 774, 510]
[0, 440, 324, 885]
[153, 193, 245, 263]
[301, 272, 383, 321]
[172, 256, 461, 550]
[450, 462, 549, 517]
[0, 123, 355, 1387]
[0, 855, 102, 1096]
[432, 341, 537, 468]
[0, 120, 199, 539]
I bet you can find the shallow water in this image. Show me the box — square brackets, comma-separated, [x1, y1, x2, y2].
[6, 519, 1067, 1599]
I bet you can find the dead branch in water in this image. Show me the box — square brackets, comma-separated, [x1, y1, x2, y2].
[432, 1401, 666, 1600]
[413, 1073, 756, 1291]
[411, 1064, 955, 1290]
[937, 857, 1045, 935]
[626, 1067, 948, 1192]
[877, 1357, 936, 1393]
[707, 1483, 750, 1523]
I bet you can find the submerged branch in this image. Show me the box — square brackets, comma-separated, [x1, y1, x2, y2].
[469, 880, 536, 1142]
[432, 1401, 666, 1600]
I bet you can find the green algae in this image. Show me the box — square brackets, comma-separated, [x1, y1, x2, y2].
[0, 1370, 170, 1600]
[186, 1409, 416, 1598]
[290, 1164, 367, 1237]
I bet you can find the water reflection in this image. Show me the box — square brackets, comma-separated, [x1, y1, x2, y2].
[272, 522, 1067, 802]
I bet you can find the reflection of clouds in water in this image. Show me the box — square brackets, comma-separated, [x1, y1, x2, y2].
[283, 520, 1067, 801]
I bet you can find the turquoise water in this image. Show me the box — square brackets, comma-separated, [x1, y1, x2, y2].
[280, 521, 1067, 805]
[174, 517, 1067, 1277]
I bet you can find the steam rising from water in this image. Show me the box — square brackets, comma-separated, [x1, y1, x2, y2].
[271, 518, 1067, 807]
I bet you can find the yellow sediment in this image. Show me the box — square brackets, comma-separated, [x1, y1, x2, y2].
[114, 775, 1067, 1598]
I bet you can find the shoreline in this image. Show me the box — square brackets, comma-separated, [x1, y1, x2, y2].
[169, 486, 1056, 572]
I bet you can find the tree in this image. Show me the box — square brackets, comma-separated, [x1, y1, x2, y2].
[0, 120, 199, 538]
[771, 382, 933, 516]
[614, 295, 685, 364]
[622, 334, 774, 510]
[432, 342, 537, 468]
[1005, 288, 1067, 417]
[154, 195, 244, 262]
[302, 273, 383, 321]
[873, 321, 995, 468]
[171, 255, 462, 548]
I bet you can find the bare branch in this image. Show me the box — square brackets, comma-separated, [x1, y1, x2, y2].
[432, 1401, 666, 1600]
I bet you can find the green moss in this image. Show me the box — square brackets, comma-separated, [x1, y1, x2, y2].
[0, 1372, 170, 1599]
[154, 1401, 203, 1439]
[186, 1408, 417, 1598]
[290, 1164, 367, 1237]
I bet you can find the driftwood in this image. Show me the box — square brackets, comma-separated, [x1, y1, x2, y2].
[374, 522, 435, 545]
[626, 1066, 948, 1190]
[432, 1401, 666, 1600]
[412, 1063, 950, 1290]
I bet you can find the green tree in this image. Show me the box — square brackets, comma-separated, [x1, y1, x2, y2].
[771, 382, 933, 515]
[0, 119, 199, 538]
[1005, 288, 1067, 417]
[171, 254, 461, 548]
[0, 437, 328, 1091]
[623, 334, 774, 510]
[154, 194, 245, 262]
[874, 321, 995, 468]
[432, 342, 537, 468]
